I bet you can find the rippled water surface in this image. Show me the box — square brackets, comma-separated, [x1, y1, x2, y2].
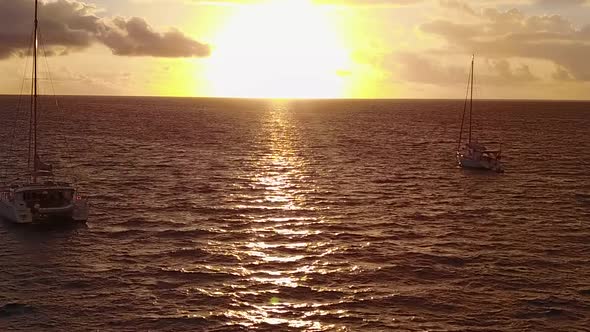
[1, 96, 589, 331]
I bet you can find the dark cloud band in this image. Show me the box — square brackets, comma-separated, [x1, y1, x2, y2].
[0, 0, 210, 59]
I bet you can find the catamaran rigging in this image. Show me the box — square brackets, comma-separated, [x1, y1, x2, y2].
[0, 0, 89, 224]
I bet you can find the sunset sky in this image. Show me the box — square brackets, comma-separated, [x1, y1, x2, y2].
[0, 0, 589, 99]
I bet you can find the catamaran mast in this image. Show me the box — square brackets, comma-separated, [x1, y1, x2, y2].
[468, 55, 474, 144]
[33, 0, 38, 183]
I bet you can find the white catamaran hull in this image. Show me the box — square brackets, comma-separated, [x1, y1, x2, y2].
[72, 199, 89, 222]
[0, 200, 89, 224]
[0, 201, 33, 224]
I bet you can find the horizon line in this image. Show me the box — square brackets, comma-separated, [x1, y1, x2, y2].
[0, 93, 589, 103]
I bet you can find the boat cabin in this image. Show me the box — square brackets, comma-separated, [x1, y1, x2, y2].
[8, 184, 76, 210]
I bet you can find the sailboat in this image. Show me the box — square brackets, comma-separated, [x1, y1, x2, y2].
[0, 0, 89, 224]
[456, 55, 504, 173]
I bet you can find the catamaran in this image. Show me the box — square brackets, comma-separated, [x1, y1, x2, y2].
[0, 0, 89, 224]
[456, 56, 504, 173]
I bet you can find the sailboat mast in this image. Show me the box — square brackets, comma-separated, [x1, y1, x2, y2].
[468, 55, 474, 144]
[33, 0, 38, 183]
[457, 58, 473, 151]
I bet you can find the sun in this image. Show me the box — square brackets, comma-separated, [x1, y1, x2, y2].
[204, 0, 352, 99]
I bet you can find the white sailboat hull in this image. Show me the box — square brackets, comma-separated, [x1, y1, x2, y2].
[457, 151, 504, 173]
[458, 157, 486, 169]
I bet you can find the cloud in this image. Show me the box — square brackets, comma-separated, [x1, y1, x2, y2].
[176, 0, 424, 6]
[394, 53, 467, 85]
[421, 1, 590, 81]
[314, 0, 423, 5]
[98, 17, 210, 57]
[439, 0, 477, 15]
[552, 66, 574, 81]
[534, 0, 589, 7]
[0, 0, 210, 59]
[393, 53, 538, 86]
[487, 59, 538, 82]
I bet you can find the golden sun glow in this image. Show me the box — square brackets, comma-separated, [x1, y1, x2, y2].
[205, 0, 352, 98]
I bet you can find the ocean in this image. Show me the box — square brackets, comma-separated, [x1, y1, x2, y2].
[1, 96, 589, 331]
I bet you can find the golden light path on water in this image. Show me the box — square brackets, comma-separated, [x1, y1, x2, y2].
[164, 101, 378, 330]
[223, 102, 341, 330]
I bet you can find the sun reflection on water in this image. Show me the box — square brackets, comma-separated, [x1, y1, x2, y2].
[160, 102, 361, 330]
[223, 102, 341, 329]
